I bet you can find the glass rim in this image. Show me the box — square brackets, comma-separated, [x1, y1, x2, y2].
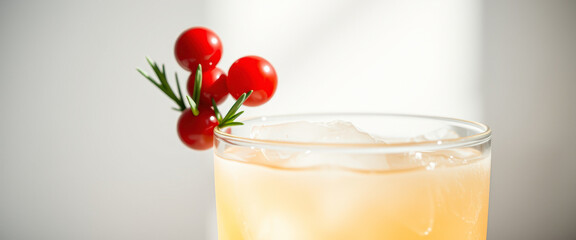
[214, 112, 491, 152]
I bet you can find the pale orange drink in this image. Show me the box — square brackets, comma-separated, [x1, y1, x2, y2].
[213, 114, 491, 240]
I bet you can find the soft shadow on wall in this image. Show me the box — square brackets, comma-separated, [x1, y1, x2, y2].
[484, 1, 576, 239]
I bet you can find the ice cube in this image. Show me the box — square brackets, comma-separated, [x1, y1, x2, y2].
[251, 120, 382, 144]
[250, 121, 389, 170]
[410, 127, 461, 142]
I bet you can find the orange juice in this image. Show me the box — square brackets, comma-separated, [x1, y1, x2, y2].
[214, 149, 490, 240]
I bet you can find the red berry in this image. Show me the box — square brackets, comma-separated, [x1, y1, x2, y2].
[187, 68, 229, 106]
[177, 108, 219, 150]
[174, 27, 223, 72]
[227, 56, 277, 106]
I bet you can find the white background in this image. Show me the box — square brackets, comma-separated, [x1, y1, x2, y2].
[1, 0, 575, 239]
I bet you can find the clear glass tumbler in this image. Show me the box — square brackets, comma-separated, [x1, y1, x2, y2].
[213, 113, 491, 240]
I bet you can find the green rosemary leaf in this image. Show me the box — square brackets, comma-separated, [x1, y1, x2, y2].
[186, 96, 199, 116]
[174, 73, 185, 110]
[212, 98, 222, 123]
[137, 67, 181, 106]
[137, 68, 162, 89]
[192, 64, 202, 106]
[158, 64, 177, 99]
[218, 90, 253, 128]
[148, 59, 164, 84]
[149, 60, 178, 101]
[227, 110, 244, 123]
[223, 93, 246, 121]
[219, 122, 244, 128]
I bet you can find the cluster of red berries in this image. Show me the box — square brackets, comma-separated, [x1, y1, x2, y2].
[174, 27, 278, 150]
[140, 27, 278, 150]
[174, 27, 278, 108]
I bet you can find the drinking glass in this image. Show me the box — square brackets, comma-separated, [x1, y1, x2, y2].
[213, 113, 491, 240]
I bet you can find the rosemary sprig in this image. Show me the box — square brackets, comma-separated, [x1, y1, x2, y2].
[138, 57, 252, 127]
[213, 90, 253, 128]
[137, 57, 186, 111]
